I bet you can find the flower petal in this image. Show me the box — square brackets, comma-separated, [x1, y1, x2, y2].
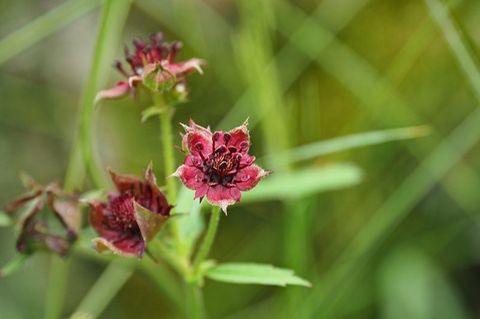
[235, 165, 271, 191]
[47, 192, 81, 238]
[92, 237, 144, 258]
[108, 165, 172, 216]
[142, 163, 172, 215]
[227, 119, 250, 153]
[94, 81, 130, 104]
[108, 168, 143, 194]
[172, 162, 205, 191]
[88, 200, 119, 239]
[206, 185, 241, 214]
[181, 119, 213, 156]
[4, 189, 42, 213]
[167, 58, 206, 76]
[194, 184, 209, 200]
[44, 234, 71, 257]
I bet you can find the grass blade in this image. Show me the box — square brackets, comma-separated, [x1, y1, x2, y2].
[70, 261, 134, 319]
[0, 0, 100, 65]
[425, 0, 480, 101]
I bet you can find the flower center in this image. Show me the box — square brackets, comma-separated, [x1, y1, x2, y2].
[118, 33, 182, 78]
[107, 194, 138, 231]
[200, 134, 242, 187]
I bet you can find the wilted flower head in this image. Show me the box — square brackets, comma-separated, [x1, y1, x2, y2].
[173, 120, 270, 213]
[4, 175, 81, 256]
[88, 163, 172, 257]
[95, 32, 205, 104]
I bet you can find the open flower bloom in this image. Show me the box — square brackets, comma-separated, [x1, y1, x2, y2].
[4, 176, 81, 256]
[95, 32, 205, 104]
[173, 120, 271, 213]
[88, 163, 172, 257]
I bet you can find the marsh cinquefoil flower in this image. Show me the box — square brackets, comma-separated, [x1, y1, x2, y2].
[95, 32, 205, 104]
[173, 120, 270, 213]
[4, 176, 81, 256]
[88, 164, 172, 257]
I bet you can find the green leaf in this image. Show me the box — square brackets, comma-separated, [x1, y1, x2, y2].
[79, 189, 105, 202]
[175, 188, 204, 257]
[206, 263, 311, 287]
[242, 163, 362, 202]
[141, 106, 164, 123]
[0, 254, 28, 278]
[0, 211, 12, 227]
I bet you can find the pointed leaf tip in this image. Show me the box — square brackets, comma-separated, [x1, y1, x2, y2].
[206, 263, 311, 287]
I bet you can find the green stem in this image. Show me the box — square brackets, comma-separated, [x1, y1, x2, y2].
[157, 100, 177, 202]
[192, 206, 221, 271]
[148, 240, 190, 277]
[44, 257, 69, 319]
[186, 282, 205, 319]
[155, 94, 182, 247]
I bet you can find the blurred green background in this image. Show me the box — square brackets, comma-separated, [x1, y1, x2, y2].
[1, 0, 480, 318]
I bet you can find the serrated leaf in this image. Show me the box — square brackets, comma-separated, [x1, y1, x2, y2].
[242, 163, 362, 202]
[206, 263, 311, 287]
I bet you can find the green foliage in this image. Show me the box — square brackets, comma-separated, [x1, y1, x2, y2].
[242, 163, 362, 202]
[378, 246, 468, 319]
[206, 263, 311, 287]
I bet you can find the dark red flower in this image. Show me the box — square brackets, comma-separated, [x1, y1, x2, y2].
[88, 163, 172, 257]
[95, 32, 205, 103]
[173, 120, 270, 213]
[4, 176, 81, 257]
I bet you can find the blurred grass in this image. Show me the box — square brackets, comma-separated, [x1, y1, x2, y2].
[1, 0, 480, 318]
[0, 0, 100, 65]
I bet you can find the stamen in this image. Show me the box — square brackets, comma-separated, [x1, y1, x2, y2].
[114, 61, 129, 78]
[212, 132, 221, 150]
[223, 133, 231, 145]
[168, 41, 183, 63]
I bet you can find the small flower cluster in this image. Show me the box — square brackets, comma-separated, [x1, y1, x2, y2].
[95, 32, 205, 105]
